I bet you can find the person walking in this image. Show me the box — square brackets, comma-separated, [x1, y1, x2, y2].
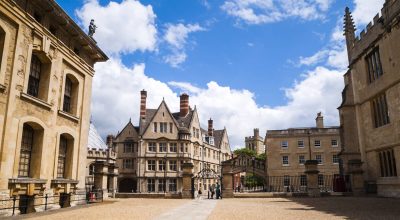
[216, 182, 221, 199]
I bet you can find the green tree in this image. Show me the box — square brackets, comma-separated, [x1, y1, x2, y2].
[233, 148, 257, 157]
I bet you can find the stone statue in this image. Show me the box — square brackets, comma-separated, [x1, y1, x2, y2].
[88, 19, 97, 37]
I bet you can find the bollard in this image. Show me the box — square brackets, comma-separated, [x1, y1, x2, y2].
[45, 194, 48, 210]
[12, 196, 16, 216]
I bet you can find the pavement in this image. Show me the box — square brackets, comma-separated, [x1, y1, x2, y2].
[7, 196, 400, 220]
[154, 197, 218, 220]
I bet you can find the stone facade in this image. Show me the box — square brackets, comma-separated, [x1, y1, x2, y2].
[112, 91, 232, 195]
[339, 0, 400, 197]
[245, 128, 265, 155]
[0, 0, 107, 215]
[265, 113, 340, 188]
[86, 124, 118, 199]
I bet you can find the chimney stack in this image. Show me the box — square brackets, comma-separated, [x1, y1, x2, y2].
[106, 135, 114, 148]
[208, 118, 213, 136]
[316, 112, 324, 128]
[254, 128, 259, 138]
[140, 90, 147, 119]
[180, 93, 189, 117]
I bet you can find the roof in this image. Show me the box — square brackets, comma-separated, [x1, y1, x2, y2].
[139, 109, 157, 135]
[88, 123, 108, 150]
[172, 110, 194, 129]
[213, 129, 225, 148]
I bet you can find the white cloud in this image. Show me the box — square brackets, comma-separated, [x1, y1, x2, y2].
[163, 23, 205, 67]
[352, 0, 385, 25]
[91, 59, 179, 136]
[91, 59, 343, 149]
[221, 0, 333, 25]
[76, 0, 157, 55]
[298, 50, 329, 67]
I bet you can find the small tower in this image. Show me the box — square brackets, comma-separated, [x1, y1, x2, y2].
[344, 7, 356, 63]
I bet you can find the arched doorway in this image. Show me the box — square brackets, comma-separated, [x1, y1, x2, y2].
[119, 178, 136, 193]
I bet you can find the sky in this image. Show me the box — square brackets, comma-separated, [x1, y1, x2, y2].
[56, 0, 385, 149]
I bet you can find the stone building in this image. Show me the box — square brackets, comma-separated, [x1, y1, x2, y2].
[86, 123, 118, 199]
[339, 0, 400, 197]
[245, 128, 265, 155]
[0, 0, 107, 214]
[265, 113, 341, 191]
[112, 90, 232, 195]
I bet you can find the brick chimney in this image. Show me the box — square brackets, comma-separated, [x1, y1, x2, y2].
[180, 93, 189, 117]
[208, 118, 213, 136]
[316, 112, 324, 128]
[140, 90, 147, 119]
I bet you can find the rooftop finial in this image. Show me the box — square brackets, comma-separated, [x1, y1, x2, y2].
[344, 7, 356, 61]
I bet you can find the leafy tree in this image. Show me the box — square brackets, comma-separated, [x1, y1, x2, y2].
[233, 148, 257, 157]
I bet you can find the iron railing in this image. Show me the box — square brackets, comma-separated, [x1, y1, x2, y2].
[0, 190, 103, 216]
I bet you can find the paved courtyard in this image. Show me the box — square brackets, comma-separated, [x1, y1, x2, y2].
[16, 197, 400, 220]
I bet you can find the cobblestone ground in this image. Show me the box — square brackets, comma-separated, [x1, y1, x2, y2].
[15, 197, 400, 220]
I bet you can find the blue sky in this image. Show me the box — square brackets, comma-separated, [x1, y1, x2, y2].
[55, 0, 385, 148]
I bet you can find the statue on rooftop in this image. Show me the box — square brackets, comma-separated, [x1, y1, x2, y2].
[88, 19, 97, 37]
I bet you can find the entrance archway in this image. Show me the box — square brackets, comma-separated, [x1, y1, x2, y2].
[192, 167, 222, 198]
[119, 178, 136, 193]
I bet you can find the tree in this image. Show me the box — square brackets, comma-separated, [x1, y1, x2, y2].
[233, 148, 257, 157]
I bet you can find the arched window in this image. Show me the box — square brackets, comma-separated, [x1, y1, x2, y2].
[27, 55, 42, 97]
[89, 164, 94, 175]
[57, 136, 68, 178]
[63, 77, 72, 112]
[62, 74, 79, 115]
[18, 124, 34, 177]
[58, 134, 74, 179]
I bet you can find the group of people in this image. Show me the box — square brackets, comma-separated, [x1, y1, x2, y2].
[195, 182, 221, 199]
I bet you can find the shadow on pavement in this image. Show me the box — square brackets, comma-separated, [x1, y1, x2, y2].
[286, 196, 400, 220]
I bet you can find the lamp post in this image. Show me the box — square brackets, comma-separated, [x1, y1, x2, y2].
[252, 156, 255, 191]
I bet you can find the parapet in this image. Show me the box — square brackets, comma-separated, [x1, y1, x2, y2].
[349, 0, 400, 64]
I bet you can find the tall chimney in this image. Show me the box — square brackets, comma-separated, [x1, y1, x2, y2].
[208, 118, 213, 136]
[106, 135, 114, 148]
[140, 90, 147, 119]
[316, 112, 324, 128]
[180, 93, 189, 117]
[254, 128, 259, 138]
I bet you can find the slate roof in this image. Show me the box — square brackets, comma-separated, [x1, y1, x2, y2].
[213, 129, 225, 148]
[88, 123, 108, 150]
[172, 110, 194, 129]
[139, 109, 157, 135]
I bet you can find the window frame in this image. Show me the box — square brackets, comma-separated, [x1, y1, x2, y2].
[281, 141, 288, 148]
[282, 155, 289, 166]
[147, 160, 156, 171]
[57, 136, 68, 178]
[18, 124, 34, 177]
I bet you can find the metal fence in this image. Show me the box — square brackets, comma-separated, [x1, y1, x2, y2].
[0, 190, 103, 216]
[263, 175, 335, 193]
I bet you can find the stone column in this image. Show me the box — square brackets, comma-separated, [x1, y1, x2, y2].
[182, 163, 194, 199]
[222, 161, 234, 198]
[305, 160, 320, 197]
[348, 159, 364, 195]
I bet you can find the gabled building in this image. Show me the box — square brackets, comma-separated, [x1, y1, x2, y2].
[112, 90, 232, 194]
[339, 1, 400, 197]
